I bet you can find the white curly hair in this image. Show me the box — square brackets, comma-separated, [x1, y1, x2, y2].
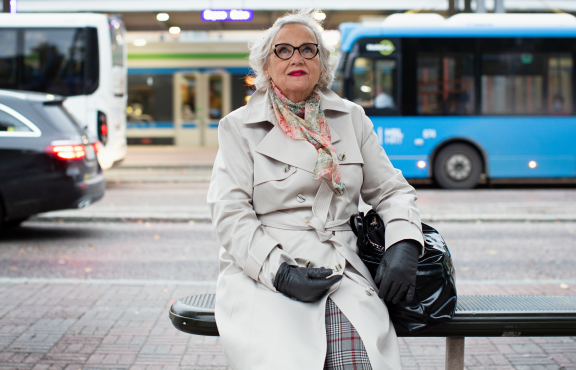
[248, 9, 337, 91]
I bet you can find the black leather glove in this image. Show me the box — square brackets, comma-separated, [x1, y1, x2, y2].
[374, 239, 421, 304]
[273, 262, 343, 302]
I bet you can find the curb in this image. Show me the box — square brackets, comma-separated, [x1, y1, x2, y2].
[29, 214, 576, 223]
[111, 165, 215, 170]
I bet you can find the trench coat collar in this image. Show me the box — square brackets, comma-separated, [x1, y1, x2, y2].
[242, 88, 349, 126]
[244, 88, 349, 174]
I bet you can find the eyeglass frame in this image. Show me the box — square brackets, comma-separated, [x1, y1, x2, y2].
[272, 43, 320, 60]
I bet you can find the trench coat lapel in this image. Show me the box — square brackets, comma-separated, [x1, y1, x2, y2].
[244, 89, 348, 173]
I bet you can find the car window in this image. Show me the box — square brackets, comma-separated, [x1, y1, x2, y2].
[0, 109, 33, 132]
[42, 105, 84, 135]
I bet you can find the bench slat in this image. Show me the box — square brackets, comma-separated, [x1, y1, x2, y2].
[169, 294, 576, 337]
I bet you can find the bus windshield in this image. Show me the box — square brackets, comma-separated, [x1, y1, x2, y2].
[0, 28, 99, 96]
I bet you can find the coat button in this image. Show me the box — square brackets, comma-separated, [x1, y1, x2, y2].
[334, 185, 345, 196]
[283, 164, 291, 173]
[334, 264, 342, 272]
[305, 261, 314, 268]
[338, 153, 346, 161]
[366, 287, 375, 296]
[296, 194, 306, 203]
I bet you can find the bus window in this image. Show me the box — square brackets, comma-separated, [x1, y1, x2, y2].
[21, 29, 95, 96]
[482, 52, 573, 115]
[353, 58, 397, 109]
[549, 57, 573, 115]
[209, 75, 223, 120]
[0, 30, 17, 89]
[110, 18, 124, 67]
[417, 53, 475, 115]
[331, 53, 348, 98]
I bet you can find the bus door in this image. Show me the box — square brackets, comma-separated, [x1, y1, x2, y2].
[173, 72, 230, 147]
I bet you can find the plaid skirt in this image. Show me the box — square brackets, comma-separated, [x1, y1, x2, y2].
[324, 298, 373, 370]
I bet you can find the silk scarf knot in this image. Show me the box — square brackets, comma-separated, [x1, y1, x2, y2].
[268, 81, 345, 194]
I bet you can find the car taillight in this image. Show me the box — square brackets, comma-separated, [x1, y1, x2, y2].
[97, 111, 108, 145]
[46, 143, 86, 160]
[93, 142, 100, 154]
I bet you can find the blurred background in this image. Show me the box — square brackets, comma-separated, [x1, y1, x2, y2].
[1, 1, 576, 369]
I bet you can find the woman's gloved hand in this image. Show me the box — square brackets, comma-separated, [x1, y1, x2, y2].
[273, 262, 343, 302]
[374, 239, 421, 304]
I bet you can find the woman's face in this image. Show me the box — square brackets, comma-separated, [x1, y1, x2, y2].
[265, 23, 321, 102]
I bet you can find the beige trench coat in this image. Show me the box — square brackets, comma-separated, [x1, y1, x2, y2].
[207, 88, 424, 370]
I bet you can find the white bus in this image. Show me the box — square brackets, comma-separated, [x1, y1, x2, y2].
[0, 13, 127, 169]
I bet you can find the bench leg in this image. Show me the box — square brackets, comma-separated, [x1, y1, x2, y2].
[445, 336, 465, 370]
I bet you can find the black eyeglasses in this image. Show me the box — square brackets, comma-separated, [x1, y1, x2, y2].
[273, 43, 319, 60]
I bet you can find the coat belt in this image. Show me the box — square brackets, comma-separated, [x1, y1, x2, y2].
[258, 180, 378, 290]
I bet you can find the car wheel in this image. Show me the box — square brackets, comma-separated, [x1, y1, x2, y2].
[434, 143, 483, 189]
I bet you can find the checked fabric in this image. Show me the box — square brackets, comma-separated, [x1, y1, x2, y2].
[324, 298, 373, 370]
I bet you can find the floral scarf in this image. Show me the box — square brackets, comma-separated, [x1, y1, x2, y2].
[268, 81, 345, 195]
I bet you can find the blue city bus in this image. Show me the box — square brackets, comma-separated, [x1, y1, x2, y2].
[334, 13, 576, 189]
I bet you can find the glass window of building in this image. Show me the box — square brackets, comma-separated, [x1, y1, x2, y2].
[0, 30, 17, 89]
[482, 52, 573, 115]
[180, 75, 196, 121]
[353, 57, 397, 109]
[417, 53, 475, 115]
[209, 75, 223, 120]
[127, 74, 173, 124]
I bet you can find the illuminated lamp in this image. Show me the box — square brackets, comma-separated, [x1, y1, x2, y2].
[157, 13, 169, 21]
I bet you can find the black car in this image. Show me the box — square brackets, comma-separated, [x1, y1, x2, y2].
[0, 90, 105, 227]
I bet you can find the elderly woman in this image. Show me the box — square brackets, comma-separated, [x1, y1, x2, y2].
[207, 10, 423, 370]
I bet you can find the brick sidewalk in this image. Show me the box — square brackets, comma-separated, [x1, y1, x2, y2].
[1, 282, 575, 370]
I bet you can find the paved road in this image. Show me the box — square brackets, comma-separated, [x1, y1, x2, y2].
[34, 183, 576, 222]
[2, 221, 576, 282]
[1, 220, 576, 370]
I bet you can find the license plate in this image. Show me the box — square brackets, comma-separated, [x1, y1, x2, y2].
[85, 145, 95, 160]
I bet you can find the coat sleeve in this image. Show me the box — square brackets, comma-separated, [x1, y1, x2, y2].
[207, 116, 296, 291]
[358, 111, 424, 252]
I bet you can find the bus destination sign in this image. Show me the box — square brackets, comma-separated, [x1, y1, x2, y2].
[365, 40, 396, 56]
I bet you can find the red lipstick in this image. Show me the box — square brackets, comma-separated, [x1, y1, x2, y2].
[288, 70, 307, 76]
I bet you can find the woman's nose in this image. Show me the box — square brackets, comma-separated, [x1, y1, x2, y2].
[290, 51, 304, 64]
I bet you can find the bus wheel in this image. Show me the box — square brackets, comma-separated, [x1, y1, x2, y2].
[434, 143, 482, 189]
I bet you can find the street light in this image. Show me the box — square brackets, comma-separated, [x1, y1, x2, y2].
[169, 26, 181, 35]
[157, 13, 169, 21]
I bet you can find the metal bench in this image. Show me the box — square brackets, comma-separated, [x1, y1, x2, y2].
[169, 294, 576, 370]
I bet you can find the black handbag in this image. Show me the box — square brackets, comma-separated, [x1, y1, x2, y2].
[350, 209, 457, 334]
